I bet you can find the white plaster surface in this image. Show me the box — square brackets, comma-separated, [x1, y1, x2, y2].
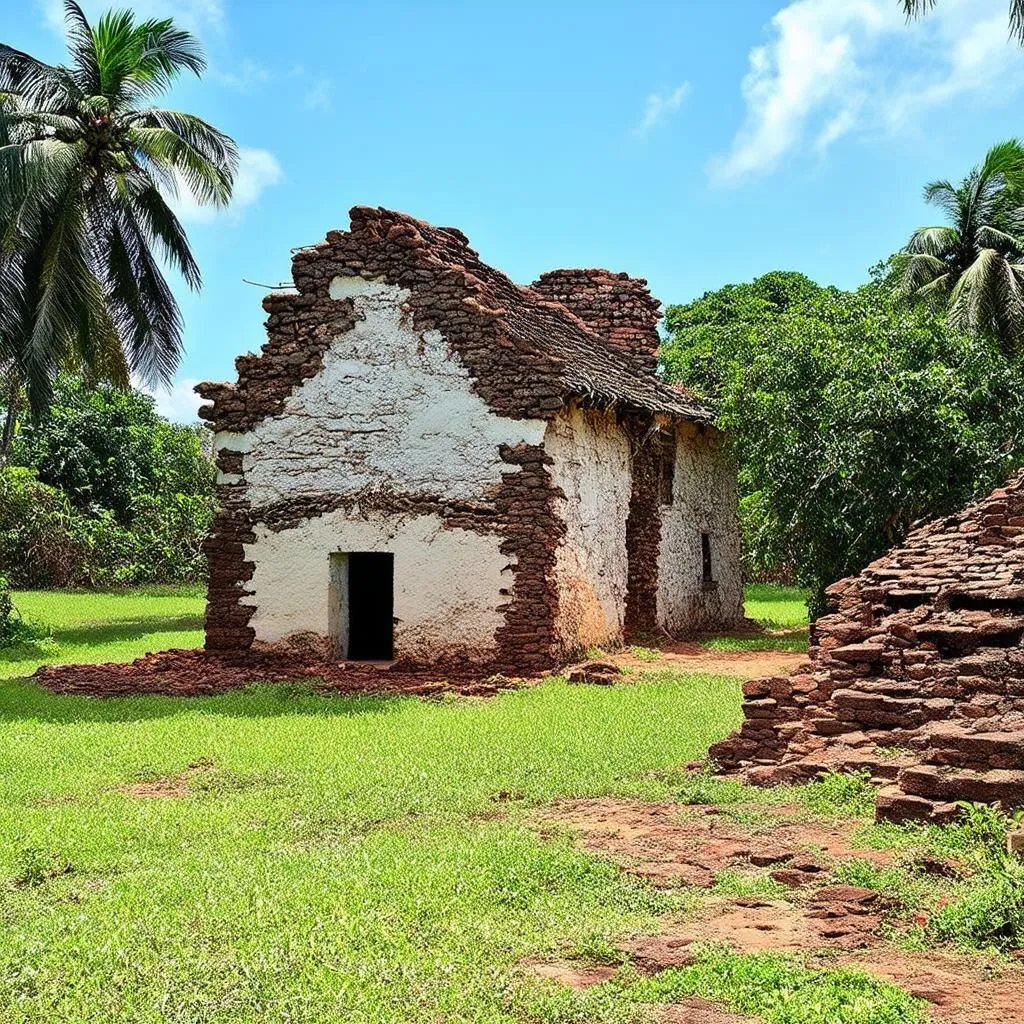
[246, 509, 512, 663]
[657, 424, 743, 632]
[546, 406, 632, 654]
[235, 278, 546, 659]
[240, 278, 546, 506]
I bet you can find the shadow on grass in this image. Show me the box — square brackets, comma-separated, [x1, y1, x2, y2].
[48, 614, 205, 646]
[0, 678, 415, 725]
[702, 629, 810, 654]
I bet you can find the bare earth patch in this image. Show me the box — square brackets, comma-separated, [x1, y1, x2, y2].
[115, 776, 193, 799]
[533, 798, 891, 889]
[532, 797, 1024, 1024]
[611, 640, 806, 681]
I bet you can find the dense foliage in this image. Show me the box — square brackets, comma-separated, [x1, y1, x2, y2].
[663, 271, 1024, 612]
[0, 379, 214, 588]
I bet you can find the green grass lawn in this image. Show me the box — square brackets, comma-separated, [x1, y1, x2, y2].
[2, 586, 205, 679]
[0, 585, 932, 1023]
[704, 583, 812, 654]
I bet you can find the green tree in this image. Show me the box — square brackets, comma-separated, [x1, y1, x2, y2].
[1, 377, 215, 587]
[0, 1, 237, 445]
[11, 376, 212, 523]
[663, 273, 1024, 614]
[901, 0, 1024, 44]
[898, 141, 1024, 356]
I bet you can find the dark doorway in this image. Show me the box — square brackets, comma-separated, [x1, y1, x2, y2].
[347, 552, 394, 660]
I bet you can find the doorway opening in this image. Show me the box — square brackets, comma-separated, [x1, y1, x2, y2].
[329, 552, 394, 661]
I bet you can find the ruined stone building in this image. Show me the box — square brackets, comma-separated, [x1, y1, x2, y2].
[196, 206, 742, 674]
[711, 473, 1024, 821]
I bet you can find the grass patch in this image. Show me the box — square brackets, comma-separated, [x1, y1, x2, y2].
[744, 584, 811, 630]
[849, 803, 1024, 952]
[526, 946, 928, 1024]
[1, 587, 205, 679]
[702, 584, 812, 655]
[798, 770, 878, 818]
[0, 654, 746, 1021]
[704, 631, 810, 654]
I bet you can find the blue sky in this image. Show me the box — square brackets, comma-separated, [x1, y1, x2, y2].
[8, 0, 1024, 417]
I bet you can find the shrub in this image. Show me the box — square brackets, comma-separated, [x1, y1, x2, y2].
[1, 379, 215, 587]
[0, 573, 48, 650]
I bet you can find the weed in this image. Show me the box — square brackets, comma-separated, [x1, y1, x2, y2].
[712, 869, 789, 898]
[626, 645, 660, 662]
[800, 771, 877, 818]
[11, 846, 73, 887]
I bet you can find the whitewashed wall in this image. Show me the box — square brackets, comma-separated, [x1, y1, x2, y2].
[223, 278, 546, 661]
[247, 510, 511, 663]
[546, 406, 632, 655]
[657, 423, 744, 633]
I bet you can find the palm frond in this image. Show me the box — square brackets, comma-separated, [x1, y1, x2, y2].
[0, 45, 75, 110]
[127, 125, 233, 206]
[898, 253, 950, 296]
[948, 247, 1024, 353]
[103, 205, 183, 387]
[976, 224, 1024, 254]
[130, 108, 238, 176]
[905, 225, 959, 257]
[124, 176, 201, 289]
[61, 1, 101, 96]
[922, 179, 963, 223]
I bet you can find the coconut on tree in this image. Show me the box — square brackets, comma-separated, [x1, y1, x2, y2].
[898, 140, 1024, 356]
[0, 1, 238, 458]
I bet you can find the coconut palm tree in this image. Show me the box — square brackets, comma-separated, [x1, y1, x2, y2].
[899, 140, 1024, 355]
[0, 1, 237, 444]
[901, 0, 1024, 44]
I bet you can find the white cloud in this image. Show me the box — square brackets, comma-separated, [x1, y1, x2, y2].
[170, 146, 283, 224]
[303, 78, 333, 112]
[711, 0, 1023, 186]
[634, 83, 691, 138]
[41, 0, 224, 36]
[139, 377, 206, 423]
[210, 59, 271, 93]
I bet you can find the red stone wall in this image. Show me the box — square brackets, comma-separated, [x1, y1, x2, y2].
[531, 269, 662, 376]
[709, 472, 1024, 822]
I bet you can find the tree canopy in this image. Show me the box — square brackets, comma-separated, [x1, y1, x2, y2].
[663, 271, 1024, 612]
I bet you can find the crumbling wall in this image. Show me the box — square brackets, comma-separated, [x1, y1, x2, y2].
[531, 269, 662, 375]
[658, 423, 744, 634]
[209, 278, 546, 667]
[198, 208, 572, 672]
[710, 472, 1024, 822]
[546, 405, 632, 655]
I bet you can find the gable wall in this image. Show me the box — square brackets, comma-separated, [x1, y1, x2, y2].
[215, 278, 547, 667]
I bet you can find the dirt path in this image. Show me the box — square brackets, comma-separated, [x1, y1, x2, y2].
[609, 641, 806, 681]
[529, 798, 1024, 1024]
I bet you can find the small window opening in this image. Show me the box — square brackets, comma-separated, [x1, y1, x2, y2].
[701, 532, 714, 584]
[658, 426, 676, 506]
[329, 551, 394, 661]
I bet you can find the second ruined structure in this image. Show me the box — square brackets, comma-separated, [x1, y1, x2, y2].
[711, 474, 1024, 821]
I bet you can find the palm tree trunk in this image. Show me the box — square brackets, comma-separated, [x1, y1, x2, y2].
[0, 372, 21, 467]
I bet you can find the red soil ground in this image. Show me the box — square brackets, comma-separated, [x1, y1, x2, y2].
[529, 798, 1024, 1024]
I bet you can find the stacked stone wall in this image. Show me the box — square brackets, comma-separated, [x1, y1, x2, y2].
[531, 269, 662, 376]
[710, 472, 1024, 822]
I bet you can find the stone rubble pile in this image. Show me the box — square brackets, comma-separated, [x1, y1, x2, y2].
[710, 472, 1024, 822]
